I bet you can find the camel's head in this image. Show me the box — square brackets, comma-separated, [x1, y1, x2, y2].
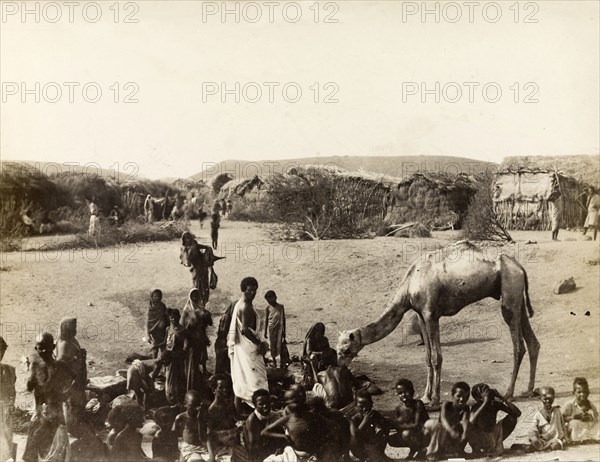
[336, 329, 363, 366]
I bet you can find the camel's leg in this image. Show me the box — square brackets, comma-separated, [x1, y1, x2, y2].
[419, 314, 434, 404]
[505, 316, 526, 400]
[427, 317, 443, 408]
[521, 315, 540, 396]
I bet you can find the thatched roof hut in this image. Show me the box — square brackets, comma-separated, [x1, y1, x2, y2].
[502, 155, 599, 189]
[493, 168, 586, 230]
[385, 172, 479, 229]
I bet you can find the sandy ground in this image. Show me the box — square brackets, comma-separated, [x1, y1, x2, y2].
[1, 220, 599, 461]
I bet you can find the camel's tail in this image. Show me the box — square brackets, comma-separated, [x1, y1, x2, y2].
[524, 269, 534, 318]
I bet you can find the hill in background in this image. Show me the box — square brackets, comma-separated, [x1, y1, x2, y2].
[190, 155, 498, 182]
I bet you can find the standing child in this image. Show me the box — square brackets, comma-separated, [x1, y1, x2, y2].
[206, 374, 247, 462]
[146, 289, 169, 359]
[468, 383, 521, 457]
[387, 378, 430, 459]
[350, 390, 391, 462]
[161, 309, 188, 405]
[173, 390, 208, 462]
[562, 377, 600, 443]
[529, 386, 569, 451]
[264, 291, 287, 368]
[152, 406, 181, 461]
[211, 212, 220, 250]
[426, 381, 471, 461]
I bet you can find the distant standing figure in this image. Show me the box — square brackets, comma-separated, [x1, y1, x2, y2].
[264, 290, 286, 368]
[221, 199, 227, 217]
[144, 194, 154, 223]
[198, 206, 207, 229]
[89, 200, 98, 216]
[180, 231, 218, 304]
[212, 199, 221, 214]
[211, 212, 221, 250]
[227, 200, 233, 216]
[583, 186, 600, 240]
[548, 196, 562, 241]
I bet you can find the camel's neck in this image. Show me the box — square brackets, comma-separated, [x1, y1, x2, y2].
[357, 285, 412, 345]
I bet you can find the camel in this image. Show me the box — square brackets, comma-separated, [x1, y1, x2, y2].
[336, 240, 540, 408]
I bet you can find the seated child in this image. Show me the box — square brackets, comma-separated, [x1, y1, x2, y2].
[262, 385, 333, 460]
[387, 378, 431, 459]
[206, 374, 247, 462]
[111, 401, 150, 461]
[173, 390, 207, 462]
[151, 405, 181, 461]
[244, 389, 285, 462]
[350, 389, 391, 462]
[308, 395, 352, 461]
[106, 406, 126, 451]
[426, 381, 471, 461]
[69, 421, 109, 462]
[468, 383, 521, 457]
[562, 377, 600, 443]
[529, 386, 569, 451]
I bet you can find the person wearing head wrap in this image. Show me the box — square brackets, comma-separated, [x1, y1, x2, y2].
[0, 336, 17, 462]
[181, 288, 213, 391]
[147, 289, 169, 358]
[180, 231, 219, 304]
[161, 309, 188, 405]
[56, 318, 87, 418]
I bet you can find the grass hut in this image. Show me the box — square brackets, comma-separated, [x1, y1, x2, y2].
[494, 155, 597, 230]
[385, 172, 479, 229]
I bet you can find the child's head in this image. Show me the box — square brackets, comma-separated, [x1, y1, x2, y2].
[395, 379, 415, 403]
[573, 378, 589, 404]
[308, 396, 328, 414]
[451, 382, 470, 407]
[471, 383, 490, 404]
[355, 389, 373, 414]
[151, 289, 163, 303]
[252, 389, 271, 417]
[264, 290, 277, 305]
[189, 288, 201, 305]
[284, 384, 306, 408]
[211, 374, 233, 400]
[168, 308, 181, 325]
[538, 386, 556, 409]
[185, 390, 201, 412]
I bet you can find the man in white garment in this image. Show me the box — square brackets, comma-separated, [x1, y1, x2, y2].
[228, 277, 269, 412]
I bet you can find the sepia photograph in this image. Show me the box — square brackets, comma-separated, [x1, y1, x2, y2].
[1, 1, 599, 461]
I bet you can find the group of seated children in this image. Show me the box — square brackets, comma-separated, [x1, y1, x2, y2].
[94, 363, 600, 462]
[361, 376, 599, 461]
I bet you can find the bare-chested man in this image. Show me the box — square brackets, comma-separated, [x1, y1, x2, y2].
[227, 277, 269, 412]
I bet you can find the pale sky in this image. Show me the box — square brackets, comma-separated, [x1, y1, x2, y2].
[1, 1, 599, 179]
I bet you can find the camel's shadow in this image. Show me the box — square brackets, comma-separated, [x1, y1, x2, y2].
[441, 336, 496, 347]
